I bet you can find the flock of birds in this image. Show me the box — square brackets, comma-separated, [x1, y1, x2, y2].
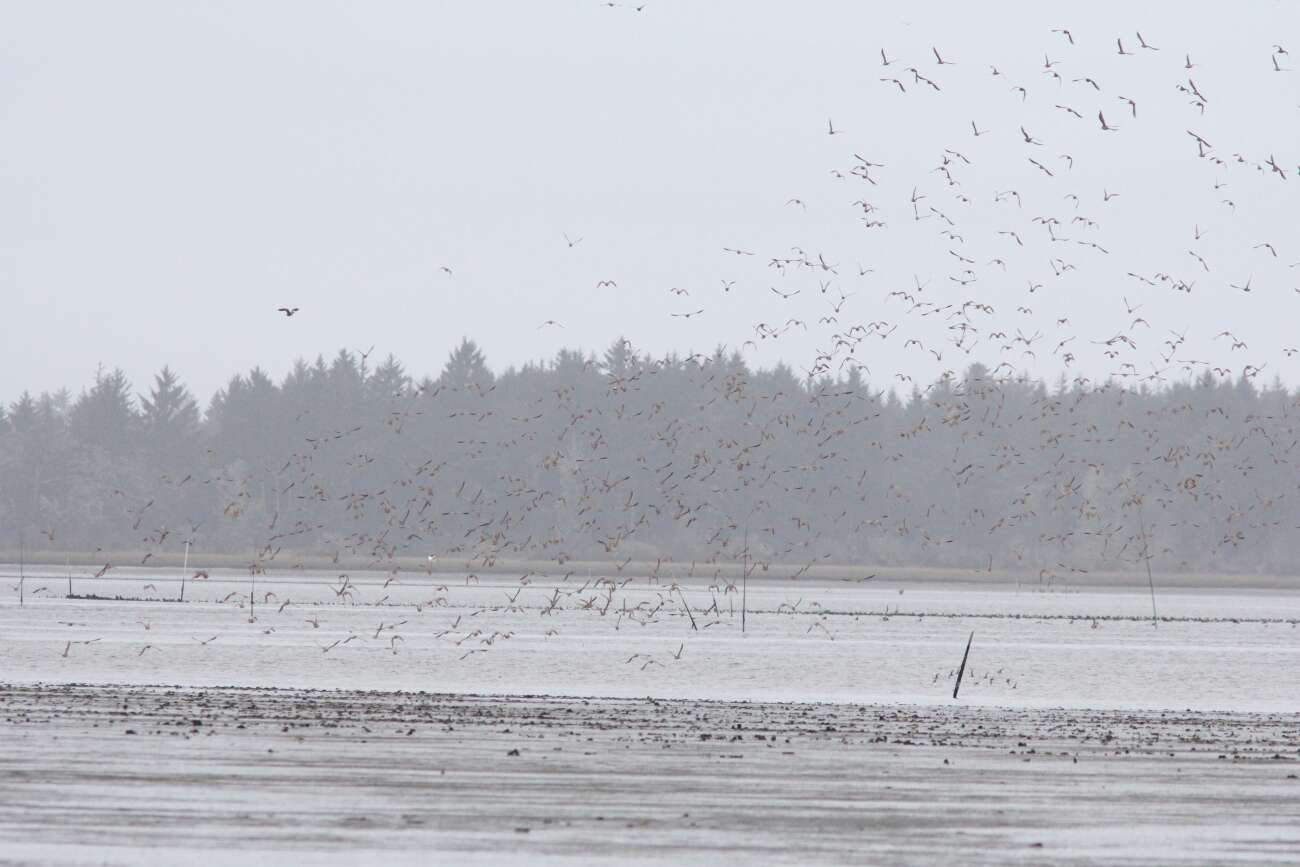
[21, 21, 1300, 681]
[372, 26, 1298, 390]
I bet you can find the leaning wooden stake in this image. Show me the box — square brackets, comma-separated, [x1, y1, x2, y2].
[677, 586, 698, 631]
[952, 630, 974, 699]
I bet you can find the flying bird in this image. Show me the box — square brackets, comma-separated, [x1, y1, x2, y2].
[1028, 158, 1054, 177]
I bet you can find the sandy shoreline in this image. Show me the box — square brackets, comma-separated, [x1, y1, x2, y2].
[1, 682, 1297, 865]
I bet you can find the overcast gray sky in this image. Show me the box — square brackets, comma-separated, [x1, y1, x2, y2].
[2, 1, 1296, 402]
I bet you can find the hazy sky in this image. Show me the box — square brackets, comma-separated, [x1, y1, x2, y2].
[2, 1, 1297, 403]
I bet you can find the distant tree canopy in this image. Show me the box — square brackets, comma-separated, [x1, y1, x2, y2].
[2, 339, 1298, 576]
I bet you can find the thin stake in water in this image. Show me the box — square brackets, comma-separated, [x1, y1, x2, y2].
[741, 524, 749, 634]
[1136, 500, 1158, 628]
[952, 630, 974, 699]
[249, 547, 256, 623]
[678, 585, 698, 631]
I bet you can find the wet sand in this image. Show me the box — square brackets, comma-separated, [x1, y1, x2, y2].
[1, 683, 1296, 865]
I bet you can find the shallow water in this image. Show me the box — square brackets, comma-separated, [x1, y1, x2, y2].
[3, 566, 1297, 712]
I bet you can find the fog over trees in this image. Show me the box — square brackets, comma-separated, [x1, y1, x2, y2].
[2, 339, 1296, 576]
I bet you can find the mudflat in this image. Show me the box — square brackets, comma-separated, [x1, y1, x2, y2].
[0, 682, 1296, 866]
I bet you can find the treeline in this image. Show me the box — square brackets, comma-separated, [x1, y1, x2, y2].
[2, 339, 1298, 577]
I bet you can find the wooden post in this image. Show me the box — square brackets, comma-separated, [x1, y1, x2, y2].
[1137, 501, 1157, 628]
[180, 540, 190, 602]
[677, 585, 698, 631]
[953, 631, 974, 699]
[741, 524, 748, 634]
[18, 534, 24, 607]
